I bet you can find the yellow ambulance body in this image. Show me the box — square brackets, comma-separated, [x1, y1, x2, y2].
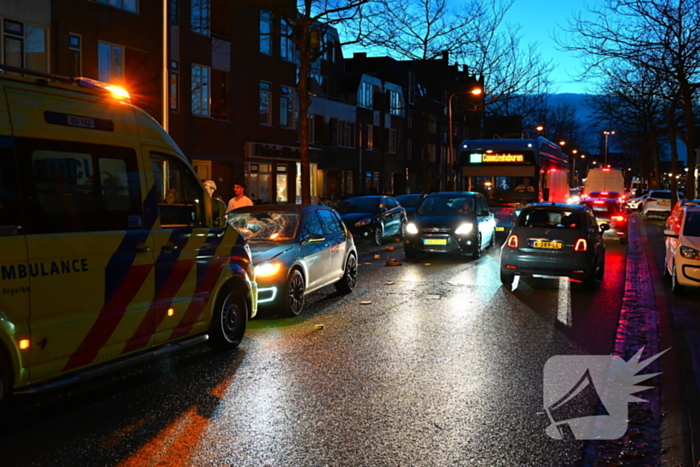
[0, 68, 257, 402]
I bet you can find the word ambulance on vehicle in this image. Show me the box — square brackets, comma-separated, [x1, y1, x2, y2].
[0, 65, 257, 403]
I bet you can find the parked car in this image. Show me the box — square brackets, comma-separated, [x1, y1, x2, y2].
[666, 198, 700, 230]
[641, 190, 672, 220]
[403, 192, 496, 259]
[663, 206, 700, 293]
[500, 203, 607, 289]
[626, 193, 648, 211]
[582, 198, 629, 245]
[336, 196, 407, 245]
[396, 194, 425, 221]
[228, 205, 358, 316]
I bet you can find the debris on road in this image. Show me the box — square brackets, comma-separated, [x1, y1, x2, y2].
[385, 259, 403, 266]
[373, 254, 381, 259]
[314, 324, 325, 330]
[385, 246, 395, 251]
[384, 281, 395, 285]
[360, 301, 372, 305]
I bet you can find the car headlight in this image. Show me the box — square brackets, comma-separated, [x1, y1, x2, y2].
[680, 246, 700, 260]
[254, 262, 283, 277]
[406, 223, 419, 234]
[354, 218, 372, 227]
[454, 223, 473, 235]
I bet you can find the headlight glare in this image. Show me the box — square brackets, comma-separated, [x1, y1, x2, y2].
[455, 223, 473, 235]
[254, 262, 282, 277]
[406, 223, 419, 234]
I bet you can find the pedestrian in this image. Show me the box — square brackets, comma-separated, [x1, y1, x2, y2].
[227, 181, 254, 212]
[203, 180, 219, 199]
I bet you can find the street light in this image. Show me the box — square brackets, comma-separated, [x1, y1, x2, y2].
[603, 130, 615, 166]
[448, 86, 483, 190]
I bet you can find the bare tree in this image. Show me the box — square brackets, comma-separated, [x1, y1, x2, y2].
[559, 0, 700, 197]
[265, 0, 377, 203]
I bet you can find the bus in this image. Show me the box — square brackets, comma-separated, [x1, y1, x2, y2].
[457, 137, 570, 235]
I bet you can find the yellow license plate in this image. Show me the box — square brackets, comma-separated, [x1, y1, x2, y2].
[495, 227, 505, 231]
[532, 241, 562, 249]
[659, 202, 670, 205]
[424, 238, 447, 245]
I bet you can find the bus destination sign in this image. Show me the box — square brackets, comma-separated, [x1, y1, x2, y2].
[469, 153, 525, 163]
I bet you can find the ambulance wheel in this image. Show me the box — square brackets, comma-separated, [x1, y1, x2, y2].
[208, 284, 248, 351]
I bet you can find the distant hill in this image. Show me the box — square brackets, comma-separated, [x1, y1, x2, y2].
[547, 93, 599, 152]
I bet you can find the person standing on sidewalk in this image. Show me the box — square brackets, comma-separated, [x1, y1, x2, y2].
[227, 181, 253, 213]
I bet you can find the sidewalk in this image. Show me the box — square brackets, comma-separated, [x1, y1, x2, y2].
[582, 216, 687, 466]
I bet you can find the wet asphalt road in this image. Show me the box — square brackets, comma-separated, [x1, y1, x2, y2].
[0, 235, 630, 467]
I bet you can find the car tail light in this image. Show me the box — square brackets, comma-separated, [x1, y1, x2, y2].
[574, 239, 587, 251]
[611, 215, 626, 222]
[507, 234, 519, 248]
[601, 192, 609, 196]
[602, 168, 610, 172]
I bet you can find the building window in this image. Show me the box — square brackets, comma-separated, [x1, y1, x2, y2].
[260, 81, 272, 125]
[366, 124, 373, 149]
[211, 69, 229, 120]
[308, 114, 316, 143]
[191, 0, 211, 35]
[338, 121, 355, 148]
[280, 20, 295, 61]
[68, 33, 81, 78]
[407, 140, 412, 160]
[429, 113, 436, 133]
[358, 82, 373, 109]
[98, 41, 123, 84]
[408, 72, 415, 104]
[388, 128, 397, 153]
[389, 90, 403, 116]
[3, 19, 48, 72]
[407, 109, 413, 129]
[191, 64, 210, 117]
[170, 60, 179, 111]
[170, 0, 179, 25]
[94, 0, 137, 12]
[280, 85, 294, 128]
[260, 11, 272, 55]
[429, 143, 436, 162]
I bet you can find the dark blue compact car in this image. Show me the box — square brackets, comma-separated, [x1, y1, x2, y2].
[500, 203, 607, 289]
[403, 192, 497, 259]
[229, 205, 358, 316]
[336, 196, 407, 245]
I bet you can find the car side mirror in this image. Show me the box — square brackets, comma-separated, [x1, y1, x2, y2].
[212, 198, 228, 228]
[664, 229, 678, 238]
[379, 206, 388, 213]
[304, 232, 325, 243]
[600, 223, 610, 232]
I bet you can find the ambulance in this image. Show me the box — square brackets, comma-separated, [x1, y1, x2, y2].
[0, 65, 257, 403]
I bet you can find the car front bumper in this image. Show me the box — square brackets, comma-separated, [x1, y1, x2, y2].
[405, 231, 479, 254]
[677, 257, 700, 287]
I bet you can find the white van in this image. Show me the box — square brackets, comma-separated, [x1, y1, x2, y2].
[583, 168, 626, 199]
